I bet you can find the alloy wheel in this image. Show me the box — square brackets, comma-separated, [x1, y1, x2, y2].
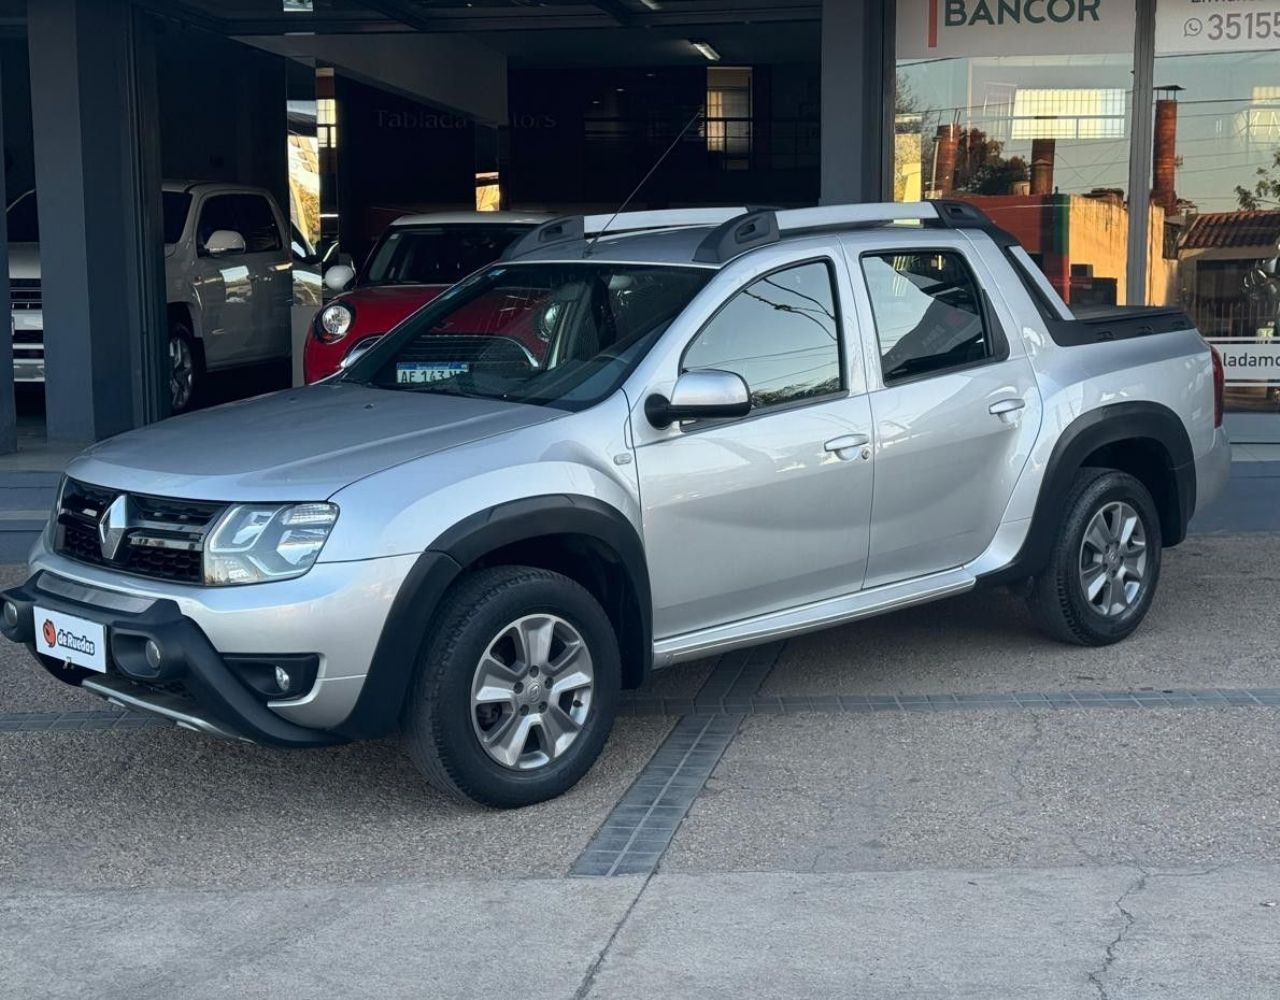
[469, 613, 594, 771]
[1078, 500, 1148, 617]
[170, 335, 194, 412]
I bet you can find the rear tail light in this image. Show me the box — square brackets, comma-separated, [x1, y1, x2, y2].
[1209, 343, 1225, 428]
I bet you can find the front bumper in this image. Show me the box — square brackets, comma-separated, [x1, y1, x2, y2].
[7, 537, 420, 741]
[1, 571, 336, 746]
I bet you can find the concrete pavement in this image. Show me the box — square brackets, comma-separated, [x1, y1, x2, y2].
[3, 534, 1280, 997]
[4, 866, 1278, 999]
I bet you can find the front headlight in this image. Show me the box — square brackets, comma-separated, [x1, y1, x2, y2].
[318, 303, 354, 343]
[204, 502, 338, 586]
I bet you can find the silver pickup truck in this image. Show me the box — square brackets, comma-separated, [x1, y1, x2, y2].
[0, 201, 1230, 807]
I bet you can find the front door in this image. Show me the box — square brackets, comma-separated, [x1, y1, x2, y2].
[851, 243, 1042, 588]
[633, 258, 875, 640]
[191, 193, 254, 368]
[232, 193, 292, 361]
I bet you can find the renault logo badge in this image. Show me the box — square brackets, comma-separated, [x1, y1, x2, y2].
[97, 494, 131, 561]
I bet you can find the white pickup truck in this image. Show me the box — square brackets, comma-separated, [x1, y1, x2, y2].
[8, 182, 310, 412]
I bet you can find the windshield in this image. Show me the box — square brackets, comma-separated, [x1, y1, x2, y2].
[361, 224, 533, 286]
[162, 192, 192, 244]
[6, 192, 38, 243]
[7, 190, 190, 244]
[342, 262, 711, 411]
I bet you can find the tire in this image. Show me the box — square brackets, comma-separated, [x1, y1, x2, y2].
[402, 566, 621, 808]
[168, 321, 202, 415]
[1027, 468, 1163, 646]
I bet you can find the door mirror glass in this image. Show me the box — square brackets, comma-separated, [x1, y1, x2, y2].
[324, 264, 356, 291]
[645, 369, 751, 428]
[205, 229, 246, 255]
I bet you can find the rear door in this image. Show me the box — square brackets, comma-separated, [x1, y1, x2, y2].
[844, 233, 1042, 589]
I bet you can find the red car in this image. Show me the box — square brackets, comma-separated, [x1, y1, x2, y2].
[303, 212, 550, 383]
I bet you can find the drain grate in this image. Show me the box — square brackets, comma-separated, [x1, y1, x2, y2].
[618, 686, 1280, 717]
[570, 713, 742, 877]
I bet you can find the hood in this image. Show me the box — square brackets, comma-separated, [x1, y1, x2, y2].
[8, 243, 39, 280]
[339, 284, 446, 333]
[66, 382, 562, 501]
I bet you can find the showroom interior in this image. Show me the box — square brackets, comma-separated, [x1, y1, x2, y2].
[0, 0, 882, 456]
[0, 0, 1277, 459]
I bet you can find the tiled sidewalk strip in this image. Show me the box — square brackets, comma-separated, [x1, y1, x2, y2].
[618, 687, 1280, 717]
[691, 642, 786, 711]
[571, 713, 743, 877]
[0, 710, 170, 732]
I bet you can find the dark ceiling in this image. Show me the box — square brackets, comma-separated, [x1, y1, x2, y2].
[5, 0, 824, 43]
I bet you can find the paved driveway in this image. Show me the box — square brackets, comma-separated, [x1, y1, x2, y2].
[2, 537, 1279, 998]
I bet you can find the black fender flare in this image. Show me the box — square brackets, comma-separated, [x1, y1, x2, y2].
[980, 401, 1195, 587]
[333, 495, 651, 740]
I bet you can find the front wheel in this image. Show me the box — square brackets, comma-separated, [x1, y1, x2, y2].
[1027, 468, 1163, 646]
[168, 323, 202, 414]
[403, 566, 620, 808]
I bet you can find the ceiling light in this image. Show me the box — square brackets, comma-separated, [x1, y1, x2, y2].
[690, 40, 720, 62]
[638, 0, 661, 9]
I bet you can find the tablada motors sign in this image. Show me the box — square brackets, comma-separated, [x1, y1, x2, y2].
[897, 0, 1135, 58]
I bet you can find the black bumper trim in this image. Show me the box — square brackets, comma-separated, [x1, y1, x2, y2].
[0, 573, 342, 749]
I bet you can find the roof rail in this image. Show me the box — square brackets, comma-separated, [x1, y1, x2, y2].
[774, 201, 942, 233]
[692, 199, 1008, 264]
[502, 207, 756, 260]
[504, 199, 1007, 264]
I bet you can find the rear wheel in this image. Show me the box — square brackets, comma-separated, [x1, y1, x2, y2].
[403, 566, 620, 808]
[1027, 468, 1163, 646]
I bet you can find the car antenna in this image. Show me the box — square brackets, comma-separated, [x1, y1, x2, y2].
[583, 104, 705, 258]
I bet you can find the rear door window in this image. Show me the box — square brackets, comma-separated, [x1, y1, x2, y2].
[861, 251, 995, 384]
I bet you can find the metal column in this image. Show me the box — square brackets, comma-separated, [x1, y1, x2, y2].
[821, 0, 896, 204]
[27, 0, 165, 444]
[1126, 0, 1157, 306]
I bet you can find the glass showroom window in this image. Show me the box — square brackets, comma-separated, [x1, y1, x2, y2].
[894, 0, 1137, 305]
[1152, 1, 1280, 421]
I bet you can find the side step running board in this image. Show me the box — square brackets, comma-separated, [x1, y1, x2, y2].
[652, 567, 976, 667]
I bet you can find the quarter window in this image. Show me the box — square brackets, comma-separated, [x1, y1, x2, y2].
[683, 260, 843, 409]
[862, 251, 994, 384]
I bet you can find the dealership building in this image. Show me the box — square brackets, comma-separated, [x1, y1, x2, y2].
[1, 0, 1278, 456]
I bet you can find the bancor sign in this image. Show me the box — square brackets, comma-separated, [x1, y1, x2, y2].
[898, 0, 1135, 58]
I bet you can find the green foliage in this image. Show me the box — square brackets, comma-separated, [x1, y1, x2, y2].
[1236, 148, 1280, 210]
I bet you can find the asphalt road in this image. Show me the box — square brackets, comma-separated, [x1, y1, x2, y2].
[3, 534, 1280, 997]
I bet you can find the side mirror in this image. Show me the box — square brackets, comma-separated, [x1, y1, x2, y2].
[324, 264, 356, 292]
[205, 229, 246, 255]
[645, 369, 751, 429]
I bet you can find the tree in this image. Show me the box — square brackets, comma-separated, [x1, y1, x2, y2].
[952, 127, 1028, 196]
[1236, 148, 1280, 210]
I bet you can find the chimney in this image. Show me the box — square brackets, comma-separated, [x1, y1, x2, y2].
[1152, 85, 1183, 214]
[933, 124, 959, 196]
[1030, 138, 1055, 196]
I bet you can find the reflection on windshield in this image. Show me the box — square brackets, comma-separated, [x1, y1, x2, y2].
[362, 225, 533, 286]
[342, 263, 711, 410]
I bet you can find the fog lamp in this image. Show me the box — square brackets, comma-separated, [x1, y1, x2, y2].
[2, 602, 17, 628]
[144, 639, 163, 671]
[274, 665, 291, 693]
